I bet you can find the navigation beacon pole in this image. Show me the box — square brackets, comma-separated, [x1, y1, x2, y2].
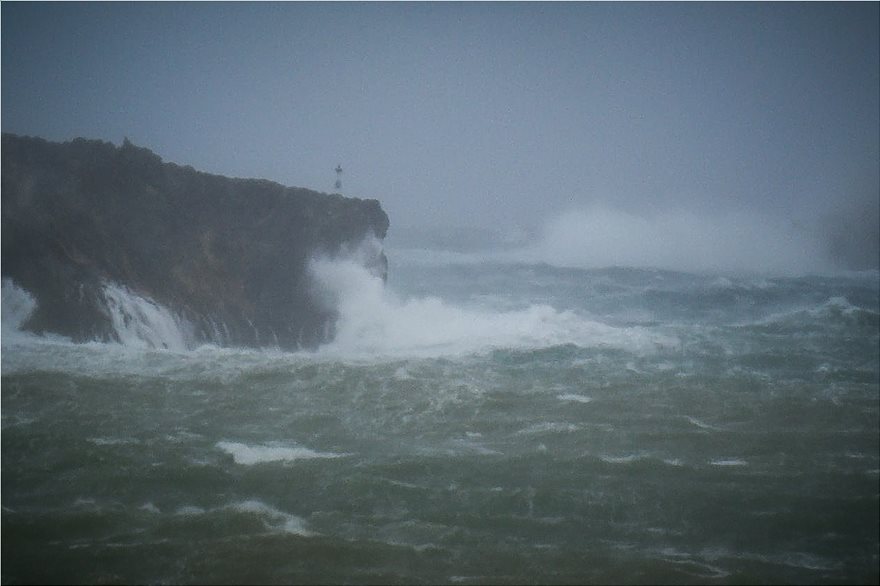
[334, 164, 343, 193]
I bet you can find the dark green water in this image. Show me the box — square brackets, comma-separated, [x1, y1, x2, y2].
[2, 262, 878, 584]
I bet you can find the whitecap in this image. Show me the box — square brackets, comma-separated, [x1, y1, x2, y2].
[822, 296, 859, 315]
[517, 422, 581, 435]
[228, 499, 312, 536]
[657, 556, 731, 579]
[216, 441, 349, 465]
[440, 438, 502, 456]
[557, 393, 592, 403]
[169, 500, 313, 536]
[599, 454, 646, 464]
[709, 458, 748, 467]
[393, 366, 412, 380]
[87, 437, 139, 446]
[683, 416, 719, 431]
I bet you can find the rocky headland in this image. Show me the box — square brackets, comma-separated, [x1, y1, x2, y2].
[1, 133, 389, 350]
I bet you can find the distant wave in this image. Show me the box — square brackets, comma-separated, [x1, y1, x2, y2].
[228, 500, 313, 536]
[170, 499, 313, 536]
[740, 295, 880, 330]
[524, 207, 836, 275]
[709, 458, 748, 467]
[557, 393, 593, 404]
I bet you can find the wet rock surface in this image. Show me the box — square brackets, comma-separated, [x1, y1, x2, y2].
[2, 133, 389, 349]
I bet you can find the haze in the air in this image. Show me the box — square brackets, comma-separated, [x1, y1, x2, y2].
[3, 2, 877, 272]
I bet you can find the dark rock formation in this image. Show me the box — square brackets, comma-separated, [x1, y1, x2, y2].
[1, 133, 389, 349]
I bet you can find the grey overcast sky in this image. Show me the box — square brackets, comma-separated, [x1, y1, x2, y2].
[2, 2, 878, 268]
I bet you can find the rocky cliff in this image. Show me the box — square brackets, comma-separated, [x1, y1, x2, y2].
[1, 133, 389, 350]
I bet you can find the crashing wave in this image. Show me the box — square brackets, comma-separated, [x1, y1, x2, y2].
[101, 281, 193, 351]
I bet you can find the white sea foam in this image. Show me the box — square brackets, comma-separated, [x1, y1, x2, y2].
[444, 438, 502, 456]
[517, 422, 581, 435]
[1, 278, 37, 337]
[393, 366, 412, 380]
[557, 393, 592, 403]
[139, 502, 161, 514]
[652, 548, 732, 579]
[87, 437, 140, 446]
[308, 247, 678, 358]
[600, 454, 647, 464]
[0, 279, 72, 347]
[721, 549, 835, 572]
[684, 416, 719, 431]
[229, 499, 312, 536]
[744, 295, 877, 330]
[216, 441, 349, 465]
[709, 458, 748, 467]
[818, 296, 864, 317]
[102, 281, 192, 351]
[170, 500, 312, 536]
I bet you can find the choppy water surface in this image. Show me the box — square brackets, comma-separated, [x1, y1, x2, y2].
[2, 254, 878, 584]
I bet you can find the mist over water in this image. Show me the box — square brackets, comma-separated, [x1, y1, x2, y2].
[389, 205, 854, 277]
[521, 207, 833, 276]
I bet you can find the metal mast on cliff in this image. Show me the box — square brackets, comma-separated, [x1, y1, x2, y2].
[334, 164, 343, 193]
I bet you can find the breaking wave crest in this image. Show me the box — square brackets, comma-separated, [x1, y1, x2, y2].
[743, 295, 880, 332]
[308, 251, 677, 358]
[101, 282, 193, 351]
[1, 278, 37, 341]
[2, 278, 193, 351]
[217, 441, 349, 465]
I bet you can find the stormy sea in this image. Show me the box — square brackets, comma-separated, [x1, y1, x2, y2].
[2, 239, 878, 585]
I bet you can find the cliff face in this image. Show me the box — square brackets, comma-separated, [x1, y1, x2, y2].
[1, 133, 389, 350]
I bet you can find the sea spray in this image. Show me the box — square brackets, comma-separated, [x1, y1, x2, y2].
[520, 207, 832, 275]
[307, 243, 678, 358]
[1, 279, 73, 348]
[101, 281, 193, 351]
[216, 441, 350, 465]
[1, 278, 37, 338]
[2, 257, 877, 584]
